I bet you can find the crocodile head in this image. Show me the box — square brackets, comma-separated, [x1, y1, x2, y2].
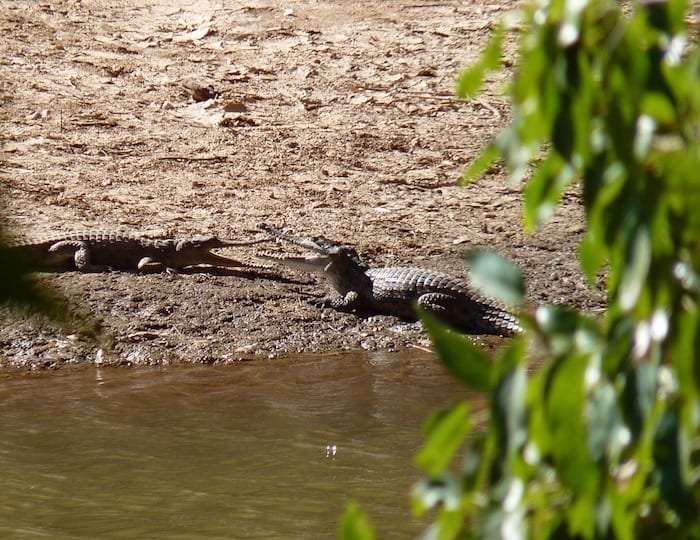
[303, 237, 368, 269]
[259, 225, 372, 295]
[173, 236, 244, 267]
[317, 241, 374, 297]
[179, 235, 234, 250]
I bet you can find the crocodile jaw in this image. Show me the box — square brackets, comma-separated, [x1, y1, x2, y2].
[258, 253, 331, 273]
[193, 251, 245, 267]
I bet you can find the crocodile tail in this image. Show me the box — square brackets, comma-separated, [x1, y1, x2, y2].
[482, 306, 523, 337]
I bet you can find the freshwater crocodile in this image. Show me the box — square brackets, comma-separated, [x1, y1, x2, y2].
[7, 231, 268, 274]
[258, 224, 522, 336]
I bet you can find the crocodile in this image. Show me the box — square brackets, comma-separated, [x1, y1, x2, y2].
[258, 224, 522, 336]
[6, 230, 269, 274]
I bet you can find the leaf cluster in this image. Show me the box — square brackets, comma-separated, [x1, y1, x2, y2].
[341, 1, 700, 538]
[0, 232, 61, 316]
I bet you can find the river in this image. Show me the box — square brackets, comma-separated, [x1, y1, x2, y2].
[0, 351, 483, 539]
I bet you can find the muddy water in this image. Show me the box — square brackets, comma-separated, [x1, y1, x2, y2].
[0, 351, 483, 539]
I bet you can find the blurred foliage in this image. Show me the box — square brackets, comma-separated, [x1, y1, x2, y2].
[0, 215, 84, 331]
[0, 228, 111, 350]
[338, 502, 375, 540]
[342, 0, 700, 538]
[0, 227, 61, 316]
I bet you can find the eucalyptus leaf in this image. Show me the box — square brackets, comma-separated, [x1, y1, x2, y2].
[456, 26, 504, 99]
[338, 502, 375, 540]
[420, 308, 493, 391]
[456, 62, 488, 101]
[460, 142, 500, 185]
[493, 365, 528, 460]
[618, 224, 651, 312]
[641, 91, 677, 124]
[523, 153, 561, 231]
[411, 475, 462, 515]
[415, 401, 472, 477]
[464, 250, 524, 307]
[654, 408, 695, 516]
[546, 355, 600, 496]
[578, 231, 605, 283]
[585, 380, 626, 462]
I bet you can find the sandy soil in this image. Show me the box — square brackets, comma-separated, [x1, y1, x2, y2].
[1, 0, 604, 370]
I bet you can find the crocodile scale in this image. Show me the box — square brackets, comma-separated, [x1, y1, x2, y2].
[6, 230, 257, 273]
[259, 224, 522, 336]
[363, 266, 522, 336]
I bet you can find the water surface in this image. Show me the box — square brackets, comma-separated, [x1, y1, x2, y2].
[0, 351, 481, 539]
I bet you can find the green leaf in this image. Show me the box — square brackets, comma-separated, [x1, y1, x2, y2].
[641, 91, 677, 125]
[456, 62, 488, 101]
[338, 502, 375, 540]
[535, 305, 598, 356]
[420, 308, 493, 391]
[411, 475, 462, 515]
[545, 356, 600, 497]
[670, 308, 700, 398]
[620, 362, 656, 439]
[553, 98, 575, 160]
[634, 114, 656, 159]
[578, 230, 606, 283]
[523, 152, 577, 231]
[493, 364, 528, 460]
[585, 380, 626, 462]
[456, 26, 504, 99]
[654, 407, 695, 516]
[460, 142, 500, 185]
[481, 508, 515, 540]
[415, 402, 472, 477]
[434, 508, 466, 540]
[535, 305, 583, 335]
[464, 250, 525, 307]
[618, 223, 651, 312]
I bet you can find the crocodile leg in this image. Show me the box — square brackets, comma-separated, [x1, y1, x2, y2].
[48, 240, 107, 272]
[416, 292, 456, 315]
[313, 290, 361, 311]
[136, 257, 169, 274]
[416, 292, 481, 328]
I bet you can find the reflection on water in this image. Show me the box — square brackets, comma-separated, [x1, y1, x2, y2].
[0, 351, 482, 539]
